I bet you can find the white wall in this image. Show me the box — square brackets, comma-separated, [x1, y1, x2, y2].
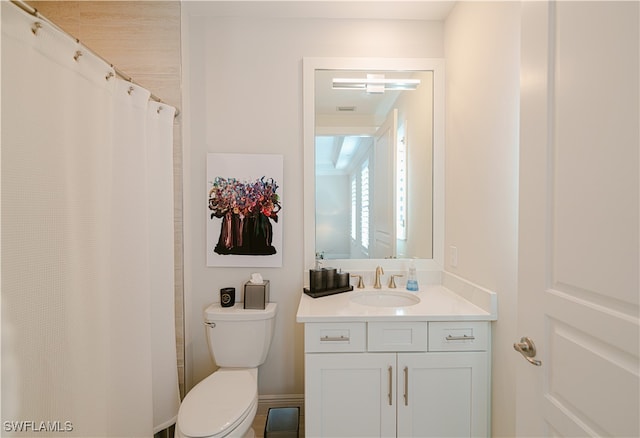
[444, 2, 521, 436]
[182, 9, 445, 395]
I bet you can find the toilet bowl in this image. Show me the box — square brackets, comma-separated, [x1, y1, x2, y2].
[175, 369, 258, 438]
[174, 303, 277, 438]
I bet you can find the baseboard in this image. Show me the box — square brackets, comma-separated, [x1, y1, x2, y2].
[257, 394, 305, 416]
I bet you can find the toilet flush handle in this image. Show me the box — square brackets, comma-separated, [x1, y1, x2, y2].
[204, 321, 216, 328]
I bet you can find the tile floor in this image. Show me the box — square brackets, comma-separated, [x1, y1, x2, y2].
[154, 409, 303, 437]
[252, 414, 267, 437]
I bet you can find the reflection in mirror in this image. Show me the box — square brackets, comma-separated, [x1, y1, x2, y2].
[314, 69, 433, 260]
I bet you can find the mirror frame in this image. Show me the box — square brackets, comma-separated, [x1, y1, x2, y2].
[303, 57, 445, 271]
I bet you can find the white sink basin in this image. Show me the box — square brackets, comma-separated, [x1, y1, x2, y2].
[350, 290, 420, 307]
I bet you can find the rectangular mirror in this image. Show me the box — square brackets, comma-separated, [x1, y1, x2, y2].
[315, 69, 433, 260]
[304, 58, 444, 270]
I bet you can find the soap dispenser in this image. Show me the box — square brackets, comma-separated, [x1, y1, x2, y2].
[406, 260, 419, 291]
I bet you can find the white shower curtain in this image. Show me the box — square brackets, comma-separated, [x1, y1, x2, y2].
[1, 2, 179, 436]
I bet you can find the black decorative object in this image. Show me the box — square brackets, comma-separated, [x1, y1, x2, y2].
[306, 267, 353, 298]
[303, 285, 353, 298]
[220, 287, 235, 307]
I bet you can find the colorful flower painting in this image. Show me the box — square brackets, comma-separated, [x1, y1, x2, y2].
[206, 154, 283, 267]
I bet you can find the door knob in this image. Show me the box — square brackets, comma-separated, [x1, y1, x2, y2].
[513, 336, 542, 366]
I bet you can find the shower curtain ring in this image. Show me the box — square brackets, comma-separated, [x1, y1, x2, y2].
[127, 86, 135, 95]
[73, 50, 83, 61]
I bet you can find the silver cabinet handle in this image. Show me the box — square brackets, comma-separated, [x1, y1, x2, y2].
[445, 334, 475, 341]
[403, 366, 409, 406]
[388, 366, 393, 406]
[320, 335, 350, 342]
[513, 336, 542, 366]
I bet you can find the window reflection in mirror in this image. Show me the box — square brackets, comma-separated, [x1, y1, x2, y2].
[314, 69, 434, 260]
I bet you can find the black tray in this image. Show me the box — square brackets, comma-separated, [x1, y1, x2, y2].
[303, 285, 354, 298]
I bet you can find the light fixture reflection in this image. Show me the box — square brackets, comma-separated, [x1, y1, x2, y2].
[332, 74, 421, 93]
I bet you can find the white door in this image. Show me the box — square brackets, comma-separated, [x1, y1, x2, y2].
[517, 2, 639, 436]
[372, 109, 398, 259]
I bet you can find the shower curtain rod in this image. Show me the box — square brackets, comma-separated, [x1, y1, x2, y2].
[10, 0, 180, 117]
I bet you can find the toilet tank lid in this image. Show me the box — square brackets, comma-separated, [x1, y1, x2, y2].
[205, 302, 277, 321]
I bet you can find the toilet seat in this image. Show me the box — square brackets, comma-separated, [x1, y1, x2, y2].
[177, 369, 257, 438]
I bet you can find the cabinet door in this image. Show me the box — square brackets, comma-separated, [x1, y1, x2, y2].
[305, 353, 396, 437]
[397, 352, 489, 438]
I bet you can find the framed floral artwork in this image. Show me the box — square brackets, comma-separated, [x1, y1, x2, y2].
[206, 153, 283, 267]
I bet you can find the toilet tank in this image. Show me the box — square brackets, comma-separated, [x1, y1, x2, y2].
[204, 302, 277, 368]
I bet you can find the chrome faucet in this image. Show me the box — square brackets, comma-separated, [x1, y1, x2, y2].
[373, 266, 384, 289]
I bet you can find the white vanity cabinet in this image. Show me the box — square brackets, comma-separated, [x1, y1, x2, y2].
[396, 350, 488, 437]
[303, 321, 490, 438]
[306, 352, 397, 437]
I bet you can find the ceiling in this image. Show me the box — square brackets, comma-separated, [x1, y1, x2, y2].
[183, 1, 456, 21]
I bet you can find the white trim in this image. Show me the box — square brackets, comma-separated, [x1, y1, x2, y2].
[303, 57, 445, 273]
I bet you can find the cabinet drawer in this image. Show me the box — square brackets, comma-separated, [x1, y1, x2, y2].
[304, 322, 367, 352]
[428, 321, 489, 351]
[368, 322, 428, 352]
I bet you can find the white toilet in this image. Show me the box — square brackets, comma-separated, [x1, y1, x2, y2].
[175, 302, 277, 438]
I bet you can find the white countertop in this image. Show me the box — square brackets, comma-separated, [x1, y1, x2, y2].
[296, 283, 497, 323]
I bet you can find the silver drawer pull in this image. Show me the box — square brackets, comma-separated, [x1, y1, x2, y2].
[445, 334, 475, 341]
[321, 335, 350, 342]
